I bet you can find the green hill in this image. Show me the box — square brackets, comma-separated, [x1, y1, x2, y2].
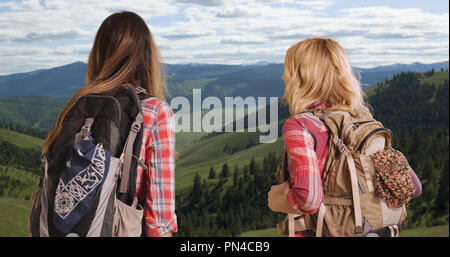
[0, 128, 43, 150]
[0, 96, 66, 130]
[365, 71, 449, 97]
[366, 71, 448, 136]
[0, 128, 41, 202]
[176, 132, 284, 190]
[0, 165, 40, 200]
[0, 198, 33, 237]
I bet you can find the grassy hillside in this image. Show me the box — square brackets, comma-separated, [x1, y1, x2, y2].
[365, 71, 448, 97]
[0, 165, 40, 200]
[168, 78, 217, 99]
[176, 133, 284, 190]
[0, 128, 43, 150]
[0, 198, 32, 237]
[0, 96, 66, 130]
[239, 224, 449, 237]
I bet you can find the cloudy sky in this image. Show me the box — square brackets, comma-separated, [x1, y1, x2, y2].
[0, 0, 448, 75]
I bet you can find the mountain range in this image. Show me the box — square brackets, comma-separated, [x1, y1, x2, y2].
[0, 61, 447, 98]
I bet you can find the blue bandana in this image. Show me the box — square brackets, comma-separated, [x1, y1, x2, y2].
[53, 136, 110, 233]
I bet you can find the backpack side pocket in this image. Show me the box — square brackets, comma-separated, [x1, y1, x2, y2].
[112, 198, 143, 237]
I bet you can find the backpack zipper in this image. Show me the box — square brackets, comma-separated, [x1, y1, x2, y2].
[357, 127, 392, 153]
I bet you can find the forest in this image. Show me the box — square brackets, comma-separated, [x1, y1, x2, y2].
[176, 154, 284, 237]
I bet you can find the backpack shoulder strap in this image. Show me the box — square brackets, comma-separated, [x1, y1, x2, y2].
[117, 85, 163, 197]
[119, 112, 144, 194]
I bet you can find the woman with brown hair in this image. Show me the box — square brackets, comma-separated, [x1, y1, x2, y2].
[40, 11, 176, 237]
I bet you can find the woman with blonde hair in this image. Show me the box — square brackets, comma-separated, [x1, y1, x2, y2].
[268, 38, 421, 237]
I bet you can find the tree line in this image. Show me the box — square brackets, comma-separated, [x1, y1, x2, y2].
[0, 139, 41, 175]
[0, 122, 48, 139]
[176, 154, 285, 237]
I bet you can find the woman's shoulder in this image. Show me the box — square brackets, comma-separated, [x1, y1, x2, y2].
[284, 112, 328, 133]
[283, 112, 330, 151]
[141, 97, 173, 122]
[141, 97, 172, 112]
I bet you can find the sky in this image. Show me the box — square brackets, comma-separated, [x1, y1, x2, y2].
[0, 0, 448, 75]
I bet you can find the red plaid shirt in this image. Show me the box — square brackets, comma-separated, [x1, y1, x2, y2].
[136, 98, 177, 237]
[283, 103, 329, 215]
[282, 103, 329, 237]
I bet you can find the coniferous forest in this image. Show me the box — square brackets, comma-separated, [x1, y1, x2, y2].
[176, 154, 284, 237]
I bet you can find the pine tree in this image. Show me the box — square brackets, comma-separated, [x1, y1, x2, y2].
[233, 166, 239, 186]
[243, 165, 249, 181]
[221, 162, 230, 178]
[208, 166, 216, 179]
[249, 157, 257, 175]
[191, 173, 202, 199]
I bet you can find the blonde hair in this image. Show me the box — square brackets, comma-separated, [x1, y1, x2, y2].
[282, 37, 371, 117]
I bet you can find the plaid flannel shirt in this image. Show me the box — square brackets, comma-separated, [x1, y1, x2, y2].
[136, 98, 177, 237]
[283, 103, 329, 216]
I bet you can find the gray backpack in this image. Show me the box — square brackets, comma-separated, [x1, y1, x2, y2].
[29, 85, 155, 237]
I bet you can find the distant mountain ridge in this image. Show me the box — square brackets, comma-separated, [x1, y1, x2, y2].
[0, 61, 448, 98]
[355, 61, 449, 73]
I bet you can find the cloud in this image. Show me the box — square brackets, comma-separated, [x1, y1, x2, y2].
[0, 45, 89, 75]
[16, 29, 86, 42]
[216, 7, 249, 18]
[297, 0, 336, 10]
[172, 0, 225, 7]
[0, 0, 43, 11]
[0, 0, 178, 44]
[220, 37, 266, 45]
[0, 0, 448, 74]
[163, 33, 212, 40]
[363, 32, 417, 40]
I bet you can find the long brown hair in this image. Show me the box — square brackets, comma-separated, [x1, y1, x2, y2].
[43, 11, 166, 153]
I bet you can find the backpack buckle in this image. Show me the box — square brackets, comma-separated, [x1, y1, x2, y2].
[131, 122, 141, 133]
[130, 113, 144, 133]
[336, 139, 348, 153]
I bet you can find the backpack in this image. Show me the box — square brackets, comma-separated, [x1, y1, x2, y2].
[276, 109, 416, 237]
[28, 84, 155, 237]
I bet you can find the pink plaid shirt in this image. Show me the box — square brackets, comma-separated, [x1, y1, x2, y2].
[283, 103, 329, 216]
[136, 98, 177, 237]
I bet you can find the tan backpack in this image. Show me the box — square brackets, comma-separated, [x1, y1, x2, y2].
[276, 109, 414, 237]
